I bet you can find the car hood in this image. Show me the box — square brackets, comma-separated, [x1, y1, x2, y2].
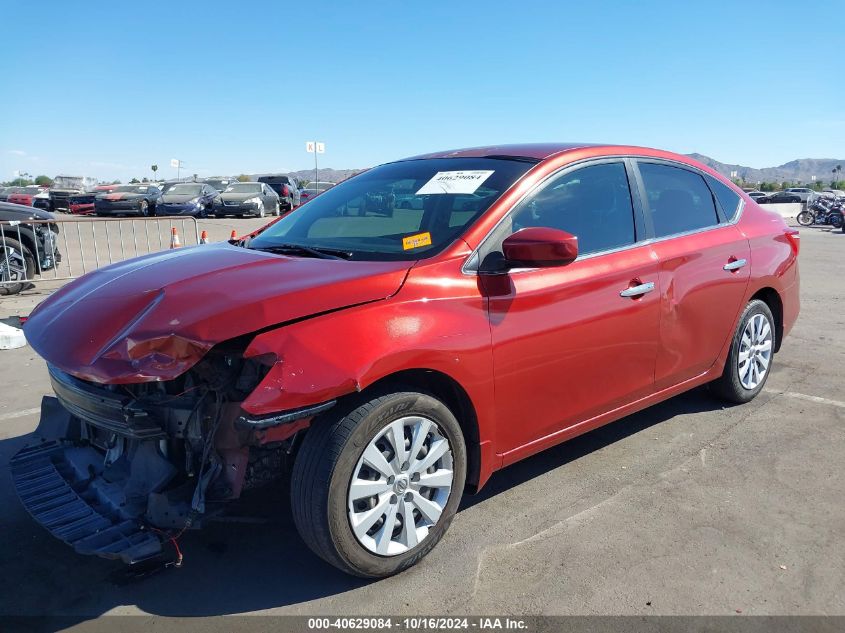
[97, 192, 146, 201]
[24, 242, 411, 384]
[160, 194, 198, 203]
[0, 201, 55, 221]
[219, 192, 259, 202]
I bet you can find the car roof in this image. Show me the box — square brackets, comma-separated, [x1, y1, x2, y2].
[396, 143, 710, 166]
[401, 143, 598, 161]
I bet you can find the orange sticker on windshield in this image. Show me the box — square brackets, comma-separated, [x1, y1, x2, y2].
[402, 232, 432, 250]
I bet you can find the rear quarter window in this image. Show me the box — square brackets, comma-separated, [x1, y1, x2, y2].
[705, 175, 742, 221]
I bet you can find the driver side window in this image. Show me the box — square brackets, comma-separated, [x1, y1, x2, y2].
[479, 161, 637, 269]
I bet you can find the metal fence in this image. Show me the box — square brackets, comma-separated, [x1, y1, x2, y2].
[0, 216, 200, 288]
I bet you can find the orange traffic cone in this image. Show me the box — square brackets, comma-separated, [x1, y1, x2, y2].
[230, 230, 238, 241]
[199, 230, 209, 244]
[170, 227, 182, 249]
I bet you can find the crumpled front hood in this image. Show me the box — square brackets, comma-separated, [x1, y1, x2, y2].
[24, 243, 411, 384]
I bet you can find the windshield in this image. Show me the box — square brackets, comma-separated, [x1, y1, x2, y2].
[112, 185, 152, 193]
[53, 177, 84, 189]
[203, 180, 229, 191]
[167, 184, 202, 195]
[225, 183, 262, 193]
[248, 157, 534, 261]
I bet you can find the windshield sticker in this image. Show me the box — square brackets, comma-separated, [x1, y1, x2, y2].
[402, 232, 433, 250]
[415, 170, 494, 195]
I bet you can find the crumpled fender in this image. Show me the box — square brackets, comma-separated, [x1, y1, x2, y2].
[240, 255, 499, 478]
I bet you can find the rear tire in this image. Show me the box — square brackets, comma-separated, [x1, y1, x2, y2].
[0, 237, 35, 296]
[291, 389, 467, 578]
[710, 299, 775, 404]
[830, 214, 843, 229]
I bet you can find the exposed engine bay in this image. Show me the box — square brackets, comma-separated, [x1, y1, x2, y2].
[10, 342, 312, 566]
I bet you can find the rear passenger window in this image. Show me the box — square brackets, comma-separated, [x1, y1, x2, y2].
[639, 162, 719, 237]
[705, 175, 742, 221]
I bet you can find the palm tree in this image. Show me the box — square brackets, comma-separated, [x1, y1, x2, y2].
[836, 164, 843, 185]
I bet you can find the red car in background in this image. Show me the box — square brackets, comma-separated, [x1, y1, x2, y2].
[6, 185, 47, 206]
[14, 143, 799, 577]
[67, 184, 119, 215]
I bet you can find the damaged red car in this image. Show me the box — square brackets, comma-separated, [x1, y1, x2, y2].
[13, 144, 800, 577]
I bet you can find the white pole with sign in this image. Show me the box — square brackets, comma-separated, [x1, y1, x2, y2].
[306, 141, 325, 190]
[170, 158, 182, 181]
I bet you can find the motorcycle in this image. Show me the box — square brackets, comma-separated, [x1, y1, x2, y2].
[797, 197, 844, 229]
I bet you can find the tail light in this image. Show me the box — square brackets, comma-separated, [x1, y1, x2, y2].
[785, 229, 800, 256]
[302, 192, 310, 199]
[281, 185, 289, 196]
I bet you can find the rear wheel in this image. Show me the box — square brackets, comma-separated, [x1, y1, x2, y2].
[0, 237, 35, 296]
[710, 299, 775, 404]
[830, 213, 843, 229]
[291, 390, 467, 578]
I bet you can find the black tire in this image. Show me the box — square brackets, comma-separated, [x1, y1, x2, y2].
[138, 200, 149, 217]
[197, 205, 208, 219]
[291, 389, 467, 578]
[710, 299, 775, 404]
[0, 237, 35, 296]
[831, 214, 843, 229]
[796, 211, 814, 226]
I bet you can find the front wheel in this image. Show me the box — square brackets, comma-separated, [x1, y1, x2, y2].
[291, 390, 467, 578]
[0, 237, 35, 296]
[257, 202, 265, 218]
[138, 200, 149, 217]
[710, 299, 775, 404]
[796, 211, 814, 226]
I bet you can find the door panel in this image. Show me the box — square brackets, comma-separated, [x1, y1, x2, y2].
[483, 245, 660, 454]
[651, 225, 750, 389]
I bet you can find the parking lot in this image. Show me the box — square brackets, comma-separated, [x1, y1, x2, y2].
[0, 219, 842, 621]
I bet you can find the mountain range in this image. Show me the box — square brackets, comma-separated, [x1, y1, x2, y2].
[686, 154, 845, 185]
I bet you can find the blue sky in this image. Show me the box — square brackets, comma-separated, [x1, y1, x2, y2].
[2, 0, 844, 183]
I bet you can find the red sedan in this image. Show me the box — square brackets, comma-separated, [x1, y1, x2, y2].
[16, 144, 799, 577]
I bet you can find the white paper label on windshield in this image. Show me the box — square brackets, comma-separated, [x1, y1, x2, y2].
[415, 170, 494, 195]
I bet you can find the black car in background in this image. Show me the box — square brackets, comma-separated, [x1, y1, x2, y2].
[93, 184, 162, 217]
[0, 202, 61, 296]
[758, 191, 801, 204]
[257, 174, 300, 211]
[212, 182, 280, 217]
[156, 183, 219, 217]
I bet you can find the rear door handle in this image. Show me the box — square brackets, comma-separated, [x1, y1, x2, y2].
[619, 281, 655, 298]
[723, 258, 747, 271]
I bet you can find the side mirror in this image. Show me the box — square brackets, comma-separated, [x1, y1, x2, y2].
[502, 227, 578, 268]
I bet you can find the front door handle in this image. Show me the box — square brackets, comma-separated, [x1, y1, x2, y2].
[619, 281, 655, 298]
[723, 258, 747, 271]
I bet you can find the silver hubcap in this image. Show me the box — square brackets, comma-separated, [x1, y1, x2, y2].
[348, 416, 453, 556]
[0, 246, 26, 282]
[738, 313, 773, 390]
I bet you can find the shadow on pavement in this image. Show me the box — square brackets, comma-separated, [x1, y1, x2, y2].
[0, 386, 725, 620]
